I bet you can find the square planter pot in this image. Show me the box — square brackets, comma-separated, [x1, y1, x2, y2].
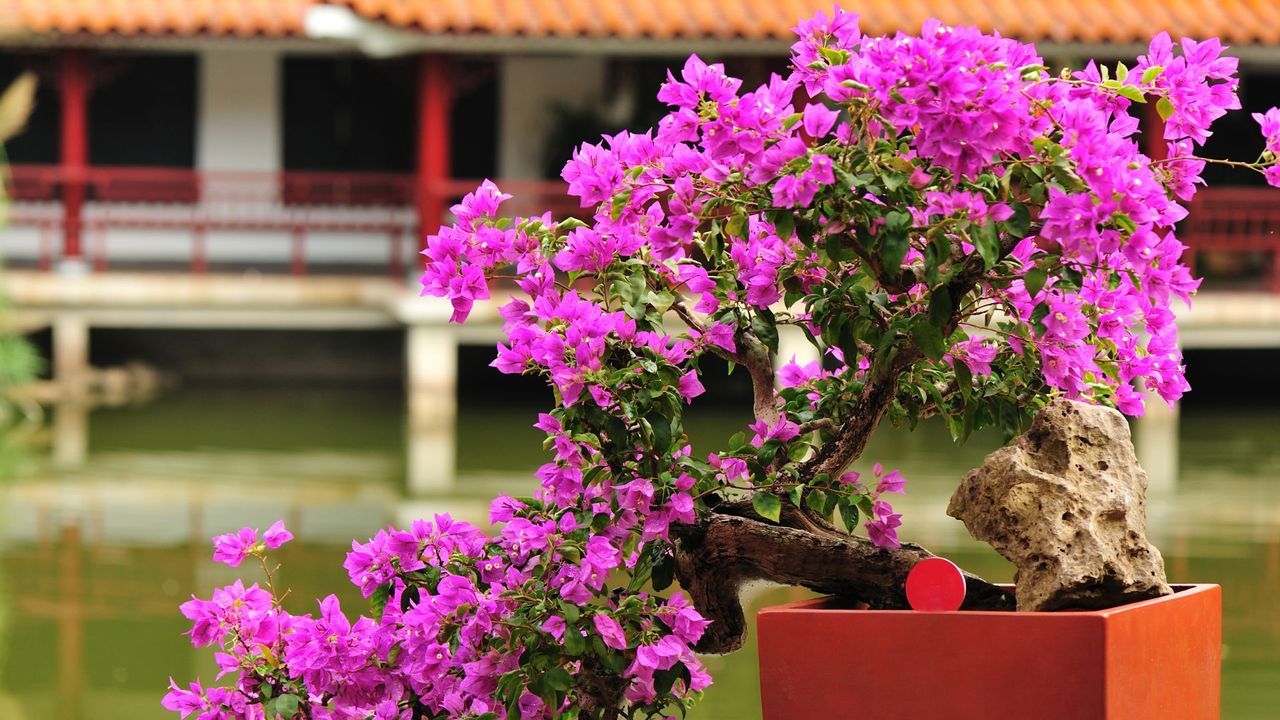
[757, 583, 1220, 720]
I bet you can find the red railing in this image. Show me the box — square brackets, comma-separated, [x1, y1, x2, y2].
[19, 167, 1274, 286]
[3, 165, 582, 276]
[1183, 187, 1280, 291]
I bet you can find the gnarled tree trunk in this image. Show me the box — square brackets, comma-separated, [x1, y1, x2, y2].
[671, 500, 1014, 654]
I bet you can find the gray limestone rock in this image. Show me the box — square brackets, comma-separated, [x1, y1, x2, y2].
[947, 398, 1172, 611]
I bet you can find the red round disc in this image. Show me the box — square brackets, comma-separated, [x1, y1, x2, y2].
[906, 557, 967, 612]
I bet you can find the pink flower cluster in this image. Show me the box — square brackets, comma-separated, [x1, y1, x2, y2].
[168, 516, 710, 719]
[211, 521, 292, 567]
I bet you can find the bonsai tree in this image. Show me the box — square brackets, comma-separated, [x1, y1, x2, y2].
[166, 9, 1280, 720]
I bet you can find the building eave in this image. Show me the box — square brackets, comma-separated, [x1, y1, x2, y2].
[3, 29, 1280, 68]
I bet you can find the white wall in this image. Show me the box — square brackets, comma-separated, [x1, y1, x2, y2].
[197, 49, 281, 171]
[498, 55, 607, 179]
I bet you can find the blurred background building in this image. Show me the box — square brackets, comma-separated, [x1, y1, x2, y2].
[0, 1, 1277, 276]
[0, 3, 1278, 720]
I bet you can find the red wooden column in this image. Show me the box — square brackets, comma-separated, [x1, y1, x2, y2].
[416, 53, 453, 254]
[1141, 101, 1168, 162]
[59, 50, 90, 267]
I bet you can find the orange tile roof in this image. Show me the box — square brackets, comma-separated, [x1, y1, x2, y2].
[1, 0, 1279, 46]
[0, 0, 314, 38]
[339, 0, 1280, 45]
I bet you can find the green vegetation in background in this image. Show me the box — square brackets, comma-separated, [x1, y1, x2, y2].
[0, 71, 42, 475]
[0, 69, 38, 710]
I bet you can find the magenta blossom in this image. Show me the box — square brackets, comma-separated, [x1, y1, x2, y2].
[262, 520, 293, 549]
[866, 501, 904, 549]
[210, 527, 257, 567]
[872, 463, 907, 495]
[211, 521, 292, 567]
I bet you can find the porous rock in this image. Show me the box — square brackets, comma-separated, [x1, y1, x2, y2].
[947, 398, 1172, 611]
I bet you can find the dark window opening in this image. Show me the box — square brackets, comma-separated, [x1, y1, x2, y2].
[1198, 69, 1280, 187]
[282, 55, 417, 173]
[538, 55, 791, 179]
[282, 55, 498, 179]
[0, 51, 60, 164]
[88, 52, 197, 167]
[450, 59, 498, 179]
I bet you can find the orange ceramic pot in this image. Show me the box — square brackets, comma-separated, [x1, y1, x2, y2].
[757, 584, 1220, 720]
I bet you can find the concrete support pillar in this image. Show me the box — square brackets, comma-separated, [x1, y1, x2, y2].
[1134, 396, 1179, 494]
[51, 314, 91, 468]
[406, 324, 457, 494]
[52, 401, 89, 469]
[52, 313, 90, 385]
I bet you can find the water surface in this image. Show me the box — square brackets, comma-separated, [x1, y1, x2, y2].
[1, 387, 1276, 719]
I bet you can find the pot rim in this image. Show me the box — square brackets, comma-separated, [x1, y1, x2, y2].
[758, 583, 1219, 618]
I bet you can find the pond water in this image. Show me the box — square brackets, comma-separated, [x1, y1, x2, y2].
[1, 385, 1277, 719]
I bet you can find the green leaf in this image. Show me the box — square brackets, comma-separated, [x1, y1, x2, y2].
[1115, 61, 1129, 82]
[880, 229, 909, 272]
[911, 321, 947, 361]
[824, 230, 855, 262]
[788, 484, 804, 507]
[927, 288, 953, 328]
[274, 694, 300, 718]
[771, 210, 796, 241]
[370, 583, 392, 621]
[1141, 65, 1165, 85]
[1156, 96, 1175, 121]
[645, 412, 673, 454]
[805, 488, 828, 514]
[544, 667, 573, 693]
[559, 600, 580, 624]
[609, 188, 633, 221]
[726, 212, 748, 239]
[757, 441, 779, 466]
[1003, 201, 1031, 239]
[627, 542, 655, 591]
[652, 549, 676, 592]
[882, 171, 907, 192]
[752, 492, 783, 523]
[1024, 266, 1048, 297]
[564, 625, 586, 656]
[953, 357, 974, 398]
[879, 210, 913, 271]
[1030, 302, 1051, 334]
[751, 307, 780, 355]
[974, 222, 1000, 269]
[856, 495, 876, 521]
[399, 585, 421, 612]
[836, 318, 861, 371]
[1116, 84, 1146, 103]
[555, 217, 588, 232]
[1061, 265, 1083, 290]
[836, 499, 859, 533]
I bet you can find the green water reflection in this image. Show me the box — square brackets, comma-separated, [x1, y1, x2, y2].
[1, 387, 1277, 719]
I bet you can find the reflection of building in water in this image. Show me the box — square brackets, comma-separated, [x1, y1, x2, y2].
[0, 430, 519, 719]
